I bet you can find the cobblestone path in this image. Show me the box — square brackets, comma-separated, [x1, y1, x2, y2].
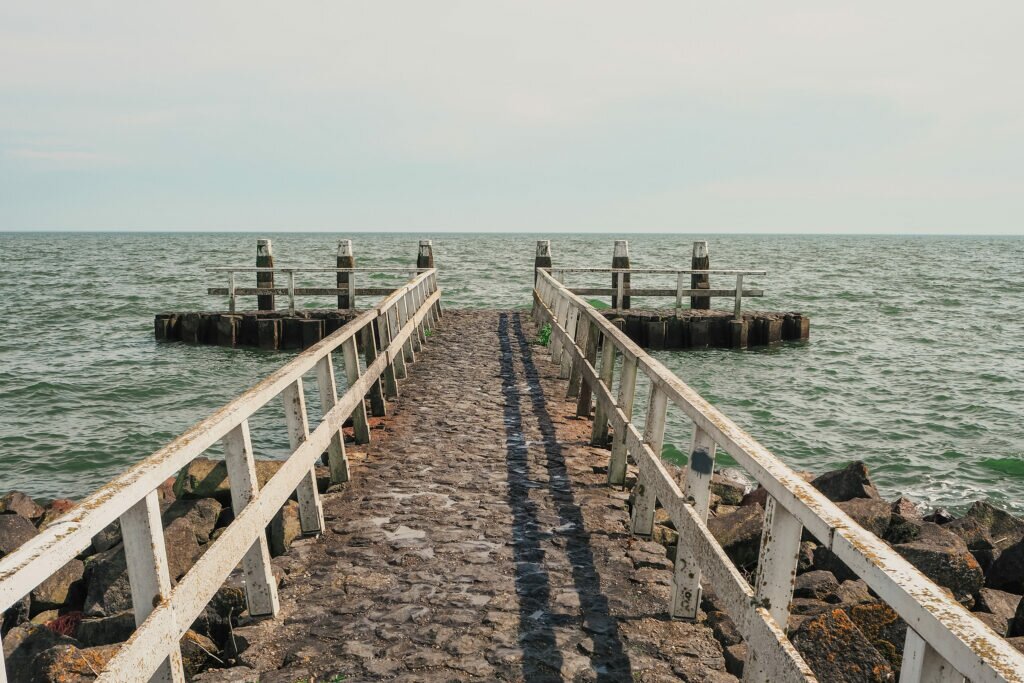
[210, 310, 733, 683]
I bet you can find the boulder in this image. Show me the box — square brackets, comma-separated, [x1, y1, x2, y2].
[31, 559, 85, 612]
[974, 587, 1021, 633]
[947, 502, 1024, 572]
[39, 499, 76, 530]
[833, 580, 873, 605]
[1007, 636, 1024, 655]
[30, 643, 119, 682]
[811, 545, 858, 583]
[924, 508, 955, 525]
[2, 595, 30, 636]
[710, 470, 747, 506]
[973, 611, 1008, 637]
[75, 611, 136, 647]
[269, 501, 302, 557]
[163, 498, 223, 546]
[175, 457, 330, 503]
[0, 513, 38, 557]
[793, 570, 840, 601]
[92, 520, 122, 554]
[1, 492, 45, 522]
[181, 629, 220, 679]
[890, 497, 921, 519]
[82, 547, 132, 617]
[844, 600, 907, 671]
[837, 498, 892, 538]
[810, 461, 880, 502]
[988, 538, 1024, 595]
[1, 623, 80, 680]
[883, 514, 923, 545]
[790, 608, 894, 682]
[1010, 597, 1024, 638]
[893, 522, 984, 605]
[707, 504, 764, 571]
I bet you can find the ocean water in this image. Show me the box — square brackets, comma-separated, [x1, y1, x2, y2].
[0, 232, 1022, 513]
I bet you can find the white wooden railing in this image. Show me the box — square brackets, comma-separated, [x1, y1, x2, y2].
[548, 267, 766, 318]
[0, 269, 441, 683]
[533, 267, 1024, 683]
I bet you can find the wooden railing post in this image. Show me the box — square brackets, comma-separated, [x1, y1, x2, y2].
[281, 379, 325, 535]
[222, 420, 281, 616]
[415, 281, 429, 344]
[534, 240, 552, 285]
[575, 320, 600, 418]
[733, 273, 744, 320]
[611, 239, 630, 309]
[670, 426, 717, 619]
[901, 630, 965, 683]
[608, 355, 638, 485]
[407, 289, 423, 353]
[744, 495, 804, 681]
[398, 294, 416, 363]
[256, 238, 275, 311]
[630, 386, 667, 536]
[361, 323, 387, 418]
[315, 354, 350, 483]
[120, 491, 186, 682]
[387, 307, 408, 379]
[566, 311, 589, 396]
[376, 313, 400, 399]
[560, 304, 579, 380]
[342, 337, 372, 444]
[590, 331, 616, 446]
[691, 240, 710, 310]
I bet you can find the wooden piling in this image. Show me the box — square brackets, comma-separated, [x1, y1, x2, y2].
[337, 240, 354, 310]
[611, 240, 631, 309]
[730, 319, 749, 350]
[256, 239, 275, 312]
[534, 240, 552, 285]
[691, 241, 710, 310]
[257, 319, 280, 350]
[417, 239, 434, 269]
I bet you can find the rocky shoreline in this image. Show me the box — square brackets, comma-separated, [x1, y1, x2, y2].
[2, 457, 1023, 682]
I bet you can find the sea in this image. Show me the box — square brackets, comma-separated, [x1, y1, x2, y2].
[1, 232, 1022, 513]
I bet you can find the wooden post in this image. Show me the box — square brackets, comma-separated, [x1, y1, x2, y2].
[670, 427, 718, 619]
[387, 307, 408, 379]
[337, 239, 354, 310]
[315, 354, 350, 483]
[630, 386, 667, 536]
[534, 240, 552, 285]
[222, 420, 280, 616]
[575, 320, 600, 418]
[750, 496, 803, 626]
[281, 380, 325, 535]
[591, 332, 616, 446]
[611, 240, 631, 309]
[256, 239, 275, 311]
[691, 240, 710, 310]
[417, 239, 434, 269]
[608, 355, 638, 485]
[397, 295, 416, 363]
[342, 337, 372, 444]
[361, 324, 387, 417]
[376, 314, 400, 399]
[901, 630, 964, 682]
[120, 492, 187, 682]
[560, 304, 579, 380]
[566, 310, 589, 396]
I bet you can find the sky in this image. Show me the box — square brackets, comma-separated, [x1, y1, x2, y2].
[1, 2, 1023, 234]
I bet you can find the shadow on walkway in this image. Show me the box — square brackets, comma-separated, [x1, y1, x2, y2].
[498, 312, 632, 682]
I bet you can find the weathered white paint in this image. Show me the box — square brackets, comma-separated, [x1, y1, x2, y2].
[670, 427, 718, 620]
[342, 337, 372, 445]
[536, 240, 551, 257]
[222, 421, 280, 617]
[733, 274, 745, 320]
[120, 492, 186, 682]
[567, 287, 764, 298]
[560, 304, 579, 380]
[375, 314, 400, 400]
[630, 386, 666, 536]
[608, 355, 637, 485]
[315, 354, 350, 484]
[902, 629, 966, 683]
[591, 333, 616, 446]
[532, 267, 1024, 683]
[282, 379, 325, 536]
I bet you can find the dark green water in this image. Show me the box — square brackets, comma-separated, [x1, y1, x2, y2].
[1, 233, 1022, 513]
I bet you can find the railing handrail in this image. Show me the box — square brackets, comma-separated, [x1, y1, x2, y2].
[546, 267, 767, 275]
[534, 267, 1024, 683]
[207, 267, 428, 273]
[0, 268, 442, 682]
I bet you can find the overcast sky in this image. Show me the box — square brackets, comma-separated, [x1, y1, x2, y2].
[2, 2, 1023, 233]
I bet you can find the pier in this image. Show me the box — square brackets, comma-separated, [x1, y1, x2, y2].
[2, 240, 1023, 682]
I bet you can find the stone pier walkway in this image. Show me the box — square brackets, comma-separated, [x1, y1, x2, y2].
[204, 310, 732, 683]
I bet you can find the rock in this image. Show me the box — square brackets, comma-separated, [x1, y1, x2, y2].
[1007, 636, 1024, 655]
[811, 545, 858, 583]
[181, 629, 220, 679]
[707, 504, 763, 570]
[797, 541, 816, 573]
[30, 610, 60, 626]
[1, 492, 45, 522]
[790, 608, 894, 682]
[75, 611, 136, 646]
[0, 513, 39, 557]
[30, 643, 119, 682]
[710, 470, 747, 506]
[175, 457, 331, 503]
[890, 497, 920, 519]
[844, 600, 907, 671]
[974, 588, 1021, 630]
[947, 501, 1024, 572]
[883, 513, 922, 545]
[705, 610, 742, 646]
[988, 538, 1024, 594]
[92, 521, 122, 554]
[740, 487, 767, 508]
[837, 498, 892, 538]
[2, 595, 30, 636]
[1, 623, 80, 680]
[163, 497, 223, 546]
[39, 499, 76, 529]
[1010, 595, 1024, 638]
[269, 500, 302, 557]
[833, 580, 873, 605]
[31, 559, 85, 612]
[793, 570, 840, 601]
[893, 522, 984, 605]
[193, 665, 256, 682]
[722, 642, 747, 677]
[924, 508, 955, 525]
[162, 517, 204, 580]
[810, 461, 880, 502]
[973, 611, 1008, 636]
[82, 547, 132, 617]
